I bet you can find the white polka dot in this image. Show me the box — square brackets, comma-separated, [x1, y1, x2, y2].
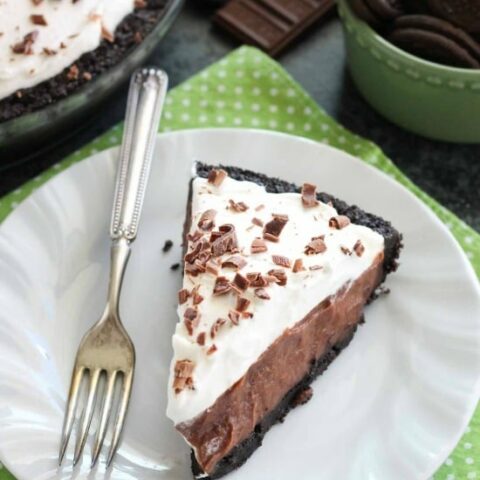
[251, 118, 260, 126]
[217, 70, 226, 78]
[216, 115, 225, 124]
[182, 98, 191, 106]
[269, 120, 278, 128]
[304, 106, 312, 115]
[446, 458, 454, 466]
[304, 123, 311, 132]
[234, 86, 243, 95]
[370, 157, 379, 164]
[269, 105, 278, 113]
[253, 71, 261, 79]
[252, 87, 261, 96]
[219, 58, 229, 67]
[90, 148, 98, 154]
[163, 126, 172, 132]
[199, 99, 208, 108]
[269, 88, 278, 96]
[216, 100, 226, 109]
[287, 88, 296, 97]
[234, 101, 243, 110]
[321, 138, 330, 145]
[287, 106, 295, 114]
[200, 84, 208, 93]
[270, 72, 279, 80]
[466, 457, 474, 465]
[164, 111, 172, 119]
[467, 426, 472, 433]
[13, 188, 22, 195]
[236, 57, 245, 64]
[183, 84, 192, 91]
[109, 135, 118, 144]
[251, 103, 260, 112]
[199, 115, 208, 123]
[200, 71, 209, 78]
[446, 222, 454, 230]
[354, 143, 362, 150]
[468, 472, 477, 479]
[34, 175, 42, 182]
[253, 56, 261, 63]
[467, 251, 474, 259]
[286, 122, 294, 131]
[217, 85, 226, 93]
[465, 236, 474, 245]
[464, 442, 472, 450]
[338, 136, 347, 144]
[447, 475, 455, 480]
[235, 70, 244, 78]
[181, 113, 190, 122]
[233, 118, 242, 125]
[11, 201, 19, 209]
[321, 124, 330, 132]
[165, 97, 173, 105]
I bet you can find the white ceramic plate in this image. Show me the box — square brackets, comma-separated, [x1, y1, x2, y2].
[1, 129, 479, 480]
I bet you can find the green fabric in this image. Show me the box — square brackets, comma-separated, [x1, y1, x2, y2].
[0, 46, 478, 479]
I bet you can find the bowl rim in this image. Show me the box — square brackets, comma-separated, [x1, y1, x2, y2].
[338, 0, 480, 77]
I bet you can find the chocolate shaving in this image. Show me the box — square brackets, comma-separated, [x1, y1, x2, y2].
[205, 258, 220, 276]
[251, 237, 268, 254]
[246, 272, 269, 287]
[196, 332, 206, 346]
[213, 276, 232, 296]
[66, 64, 79, 80]
[42, 47, 57, 55]
[173, 359, 194, 394]
[11, 30, 39, 55]
[101, 24, 114, 42]
[341, 246, 352, 255]
[309, 264, 323, 271]
[329, 215, 351, 229]
[198, 209, 217, 231]
[254, 288, 270, 300]
[184, 308, 200, 335]
[222, 255, 247, 271]
[211, 224, 238, 257]
[83, 71, 92, 81]
[207, 168, 228, 186]
[241, 311, 253, 319]
[228, 199, 249, 212]
[184, 238, 209, 264]
[232, 273, 249, 291]
[353, 240, 365, 257]
[207, 344, 217, 355]
[30, 14, 47, 26]
[187, 230, 203, 243]
[304, 237, 327, 255]
[292, 386, 313, 407]
[251, 217, 264, 227]
[268, 269, 288, 286]
[210, 318, 227, 339]
[301, 183, 319, 208]
[135, 0, 147, 7]
[235, 296, 251, 312]
[272, 255, 291, 268]
[292, 258, 305, 273]
[31, 0, 43, 4]
[228, 310, 240, 326]
[263, 215, 288, 242]
[178, 289, 189, 305]
[191, 285, 204, 305]
[255, 204, 265, 211]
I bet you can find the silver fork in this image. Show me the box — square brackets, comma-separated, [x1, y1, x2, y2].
[58, 68, 168, 468]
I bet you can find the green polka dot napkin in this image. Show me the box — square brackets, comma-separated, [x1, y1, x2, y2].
[0, 46, 478, 480]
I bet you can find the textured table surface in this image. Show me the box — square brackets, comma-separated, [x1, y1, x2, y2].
[1, 1, 479, 231]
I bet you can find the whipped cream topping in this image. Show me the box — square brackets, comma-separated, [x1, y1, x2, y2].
[0, 0, 135, 100]
[167, 175, 384, 425]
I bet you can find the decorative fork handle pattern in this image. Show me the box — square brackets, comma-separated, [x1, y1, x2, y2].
[110, 68, 168, 242]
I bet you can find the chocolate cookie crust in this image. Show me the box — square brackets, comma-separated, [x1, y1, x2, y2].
[0, 0, 168, 123]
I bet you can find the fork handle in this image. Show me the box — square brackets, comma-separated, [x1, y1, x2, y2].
[110, 68, 168, 242]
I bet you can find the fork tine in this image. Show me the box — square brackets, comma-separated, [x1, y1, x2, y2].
[73, 368, 101, 466]
[91, 370, 117, 467]
[58, 365, 85, 465]
[106, 370, 134, 467]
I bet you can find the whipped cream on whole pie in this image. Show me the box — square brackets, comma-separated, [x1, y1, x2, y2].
[167, 172, 385, 426]
[0, 0, 135, 100]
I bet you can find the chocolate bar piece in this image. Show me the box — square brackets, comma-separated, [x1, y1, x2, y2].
[214, 0, 336, 56]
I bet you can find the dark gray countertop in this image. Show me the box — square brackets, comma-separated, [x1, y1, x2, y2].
[2, 2, 479, 231]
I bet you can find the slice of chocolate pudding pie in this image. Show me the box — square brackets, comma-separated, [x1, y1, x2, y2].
[167, 164, 402, 479]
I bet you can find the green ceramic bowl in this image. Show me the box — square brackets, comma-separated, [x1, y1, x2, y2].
[338, 0, 480, 143]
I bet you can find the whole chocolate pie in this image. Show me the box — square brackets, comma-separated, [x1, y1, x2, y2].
[167, 164, 402, 479]
[0, 0, 169, 123]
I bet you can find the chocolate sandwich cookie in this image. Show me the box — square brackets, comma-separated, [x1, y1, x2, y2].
[388, 27, 480, 67]
[393, 14, 480, 62]
[426, 0, 480, 34]
[350, 0, 402, 26]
